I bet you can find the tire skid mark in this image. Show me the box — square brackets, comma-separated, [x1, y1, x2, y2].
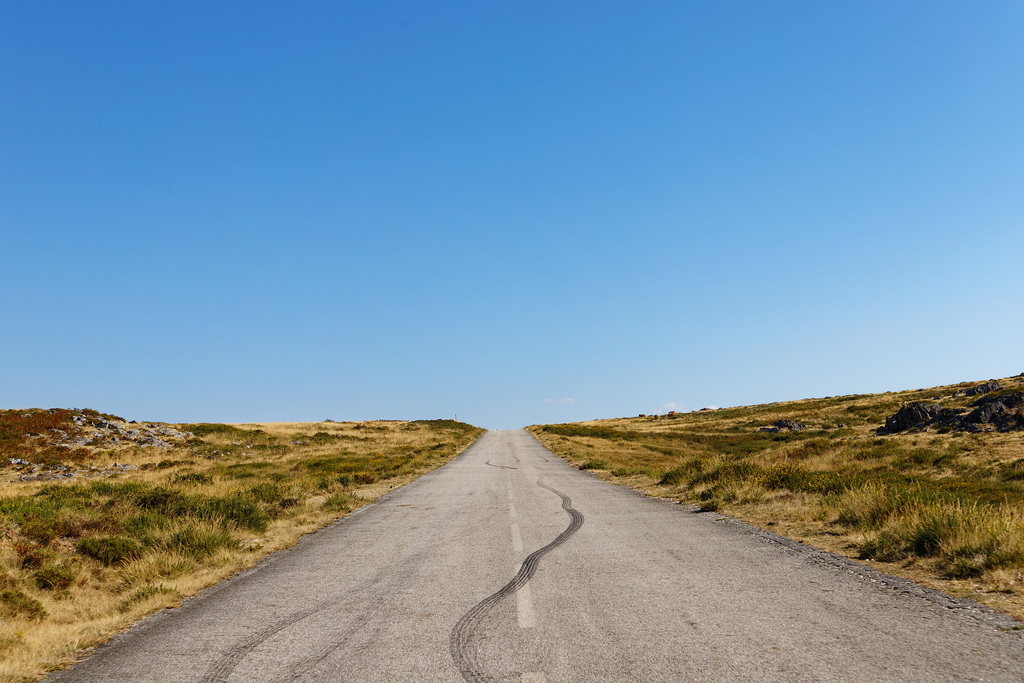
[267, 611, 372, 683]
[485, 460, 517, 470]
[202, 551, 412, 681]
[450, 478, 584, 682]
[201, 604, 326, 682]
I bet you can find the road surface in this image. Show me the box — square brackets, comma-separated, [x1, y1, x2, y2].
[50, 430, 1024, 681]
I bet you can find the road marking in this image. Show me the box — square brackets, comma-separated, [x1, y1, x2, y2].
[509, 502, 517, 520]
[510, 522, 523, 553]
[522, 672, 546, 682]
[517, 583, 536, 628]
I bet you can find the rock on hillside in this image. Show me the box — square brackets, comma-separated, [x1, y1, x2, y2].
[953, 380, 1003, 398]
[759, 419, 807, 433]
[1, 408, 194, 481]
[880, 392, 1024, 434]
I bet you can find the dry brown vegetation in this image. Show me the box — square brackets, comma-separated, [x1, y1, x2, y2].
[0, 413, 483, 682]
[529, 374, 1024, 621]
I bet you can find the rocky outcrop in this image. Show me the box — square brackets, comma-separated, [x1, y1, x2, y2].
[962, 392, 1024, 431]
[953, 381, 1003, 398]
[880, 392, 1024, 434]
[880, 402, 953, 433]
[59, 415, 190, 449]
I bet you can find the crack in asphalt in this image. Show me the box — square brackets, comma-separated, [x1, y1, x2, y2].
[449, 478, 584, 682]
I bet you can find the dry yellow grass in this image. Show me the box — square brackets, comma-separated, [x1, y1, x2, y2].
[0, 416, 483, 682]
[529, 374, 1024, 621]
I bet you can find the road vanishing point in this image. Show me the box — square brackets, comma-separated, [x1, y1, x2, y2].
[50, 430, 1024, 682]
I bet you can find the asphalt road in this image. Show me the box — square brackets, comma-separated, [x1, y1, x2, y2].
[51, 430, 1024, 682]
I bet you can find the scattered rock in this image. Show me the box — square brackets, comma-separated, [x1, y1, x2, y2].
[19, 472, 74, 482]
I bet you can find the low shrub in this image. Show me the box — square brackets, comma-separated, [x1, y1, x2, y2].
[15, 541, 52, 570]
[118, 583, 178, 612]
[173, 472, 213, 486]
[183, 423, 260, 438]
[0, 589, 47, 620]
[322, 492, 355, 512]
[542, 424, 638, 440]
[166, 525, 236, 559]
[35, 559, 82, 590]
[77, 536, 143, 566]
[857, 531, 907, 562]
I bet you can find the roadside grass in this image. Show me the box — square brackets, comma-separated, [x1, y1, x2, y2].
[528, 374, 1024, 620]
[0, 416, 483, 682]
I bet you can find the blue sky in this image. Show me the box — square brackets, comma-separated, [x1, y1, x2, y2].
[3, 2, 1023, 429]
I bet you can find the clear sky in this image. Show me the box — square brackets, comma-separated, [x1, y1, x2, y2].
[3, 2, 1022, 429]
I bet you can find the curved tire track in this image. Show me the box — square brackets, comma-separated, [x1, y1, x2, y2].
[200, 555, 405, 681]
[449, 478, 584, 682]
[485, 460, 517, 470]
[201, 604, 326, 682]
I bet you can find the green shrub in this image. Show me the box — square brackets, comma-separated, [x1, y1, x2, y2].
[858, 532, 907, 562]
[322, 492, 355, 512]
[579, 460, 607, 470]
[758, 464, 810, 491]
[221, 462, 273, 479]
[542, 424, 638, 440]
[693, 462, 761, 487]
[166, 526, 236, 559]
[908, 513, 956, 557]
[183, 424, 260, 437]
[943, 553, 987, 579]
[124, 511, 171, 536]
[173, 472, 213, 486]
[204, 496, 267, 532]
[77, 536, 143, 566]
[0, 589, 47, 619]
[308, 432, 337, 444]
[248, 482, 286, 503]
[118, 583, 178, 612]
[659, 466, 689, 486]
[34, 560, 81, 590]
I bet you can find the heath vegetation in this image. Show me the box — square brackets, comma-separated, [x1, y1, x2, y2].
[0, 411, 482, 682]
[529, 374, 1024, 620]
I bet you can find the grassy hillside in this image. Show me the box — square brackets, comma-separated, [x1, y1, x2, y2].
[0, 412, 483, 682]
[529, 374, 1024, 621]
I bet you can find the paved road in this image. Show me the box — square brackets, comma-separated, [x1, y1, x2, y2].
[51, 430, 1024, 682]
